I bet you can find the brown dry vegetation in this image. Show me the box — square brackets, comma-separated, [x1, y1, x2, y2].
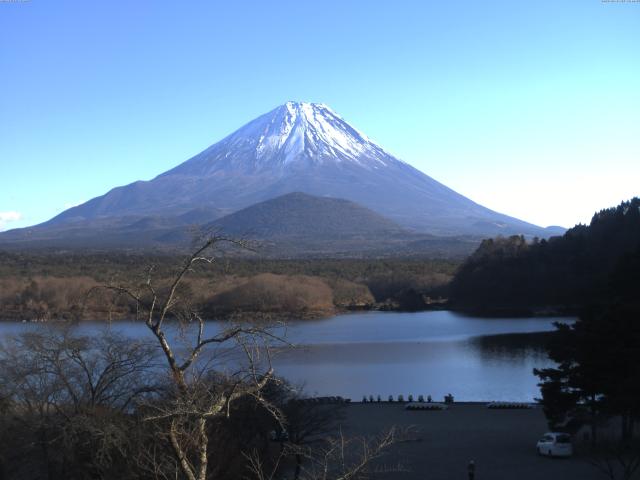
[0, 276, 99, 320]
[0, 274, 370, 321]
[0, 253, 456, 321]
[207, 273, 335, 316]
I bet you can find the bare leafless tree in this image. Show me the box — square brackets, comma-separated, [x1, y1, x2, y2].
[271, 387, 347, 480]
[0, 329, 157, 414]
[0, 328, 158, 479]
[0, 235, 410, 480]
[89, 235, 285, 480]
[245, 426, 407, 480]
[587, 438, 640, 480]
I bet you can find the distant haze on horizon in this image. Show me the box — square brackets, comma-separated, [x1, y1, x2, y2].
[1, 0, 638, 232]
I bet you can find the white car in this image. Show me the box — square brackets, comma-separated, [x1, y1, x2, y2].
[536, 432, 573, 457]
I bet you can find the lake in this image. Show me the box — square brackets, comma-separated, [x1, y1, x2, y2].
[0, 311, 571, 402]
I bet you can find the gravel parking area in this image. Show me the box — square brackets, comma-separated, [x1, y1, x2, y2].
[337, 403, 601, 480]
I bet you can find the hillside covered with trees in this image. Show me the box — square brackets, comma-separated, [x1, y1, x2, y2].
[533, 215, 640, 458]
[450, 198, 640, 315]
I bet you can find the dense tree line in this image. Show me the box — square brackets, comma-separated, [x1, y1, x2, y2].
[533, 242, 640, 480]
[0, 253, 458, 284]
[449, 198, 640, 470]
[450, 198, 640, 314]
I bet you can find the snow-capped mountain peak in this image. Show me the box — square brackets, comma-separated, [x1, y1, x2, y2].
[36, 100, 554, 239]
[255, 101, 389, 166]
[168, 101, 402, 176]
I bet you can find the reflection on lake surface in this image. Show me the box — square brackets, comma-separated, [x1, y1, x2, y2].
[0, 311, 572, 402]
[273, 312, 566, 402]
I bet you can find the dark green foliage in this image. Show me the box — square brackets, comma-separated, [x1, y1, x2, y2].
[534, 244, 640, 442]
[451, 198, 640, 314]
[534, 317, 606, 436]
[454, 198, 640, 440]
[0, 252, 459, 284]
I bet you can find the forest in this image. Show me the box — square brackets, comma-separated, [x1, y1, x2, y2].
[450, 198, 640, 315]
[448, 198, 640, 467]
[0, 254, 457, 321]
[533, 228, 640, 473]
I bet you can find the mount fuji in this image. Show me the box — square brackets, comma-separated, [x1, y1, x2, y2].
[2, 101, 562, 251]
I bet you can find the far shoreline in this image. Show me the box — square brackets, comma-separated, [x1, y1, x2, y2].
[0, 305, 577, 324]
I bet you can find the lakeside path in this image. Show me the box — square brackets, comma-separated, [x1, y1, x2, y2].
[337, 404, 601, 480]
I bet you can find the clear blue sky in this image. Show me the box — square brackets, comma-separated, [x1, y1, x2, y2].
[1, 0, 638, 230]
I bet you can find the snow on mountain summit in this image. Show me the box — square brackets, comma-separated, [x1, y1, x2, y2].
[254, 101, 390, 166]
[41, 101, 554, 238]
[166, 101, 402, 176]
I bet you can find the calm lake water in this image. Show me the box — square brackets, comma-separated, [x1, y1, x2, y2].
[0, 311, 572, 402]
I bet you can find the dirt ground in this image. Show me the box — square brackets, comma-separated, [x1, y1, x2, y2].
[336, 403, 603, 480]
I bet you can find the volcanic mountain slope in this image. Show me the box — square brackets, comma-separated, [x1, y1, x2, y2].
[32, 101, 558, 238]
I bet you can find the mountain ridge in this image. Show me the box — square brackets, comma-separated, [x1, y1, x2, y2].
[3, 101, 564, 250]
[0, 193, 481, 257]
